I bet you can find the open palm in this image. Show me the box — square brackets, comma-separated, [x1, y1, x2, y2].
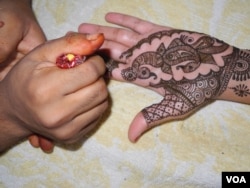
[79, 12, 242, 142]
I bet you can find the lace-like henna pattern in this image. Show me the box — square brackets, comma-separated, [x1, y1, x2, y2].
[142, 92, 193, 124]
[106, 30, 248, 126]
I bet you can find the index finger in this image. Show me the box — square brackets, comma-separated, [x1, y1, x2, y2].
[78, 23, 140, 48]
[105, 12, 158, 34]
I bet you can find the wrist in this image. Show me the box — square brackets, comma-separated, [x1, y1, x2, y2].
[217, 79, 250, 104]
[0, 83, 30, 153]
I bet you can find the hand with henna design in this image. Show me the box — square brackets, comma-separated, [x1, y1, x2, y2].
[79, 12, 250, 142]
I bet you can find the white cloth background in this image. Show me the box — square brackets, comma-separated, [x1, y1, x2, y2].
[0, 0, 249, 187]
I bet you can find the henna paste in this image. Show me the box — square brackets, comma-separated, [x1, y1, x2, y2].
[107, 30, 250, 126]
[229, 84, 250, 97]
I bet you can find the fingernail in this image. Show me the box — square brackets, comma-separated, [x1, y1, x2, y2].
[42, 147, 54, 154]
[86, 33, 101, 40]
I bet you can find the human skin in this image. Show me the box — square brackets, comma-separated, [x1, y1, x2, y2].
[78, 12, 250, 142]
[0, 0, 45, 152]
[0, 0, 108, 153]
[0, 33, 109, 153]
[0, 0, 46, 80]
[29, 12, 250, 152]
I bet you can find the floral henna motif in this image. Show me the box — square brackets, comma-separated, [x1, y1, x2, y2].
[230, 84, 250, 97]
[107, 30, 250, 126]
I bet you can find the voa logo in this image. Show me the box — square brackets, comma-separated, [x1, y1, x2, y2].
[226, 176, 246, 184]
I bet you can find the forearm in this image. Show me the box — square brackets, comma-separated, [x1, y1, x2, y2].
[0, 89, 30, 153]
[0, 117, 29, 153]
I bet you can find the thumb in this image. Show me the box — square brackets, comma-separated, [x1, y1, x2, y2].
[28, 32, 104, 63]
[128, 95, 198, 142]
[128, 112, 149, 142]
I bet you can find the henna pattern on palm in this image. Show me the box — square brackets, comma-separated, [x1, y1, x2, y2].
[107, 30, 250, 127]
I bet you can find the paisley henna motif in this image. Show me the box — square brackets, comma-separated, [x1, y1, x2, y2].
[120, 30, 229, 81]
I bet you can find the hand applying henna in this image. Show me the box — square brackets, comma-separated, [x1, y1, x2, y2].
[27, 33, 106, 153]
[79, 12, 250, 142]
[0, 32, 108, 153]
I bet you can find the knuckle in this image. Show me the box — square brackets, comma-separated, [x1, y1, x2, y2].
[97, 99, 109, 114]
[102, 86, 109, 99]
[87, 80, 109, 106]
[38, 111, 62, 129]
[27, 81, 52, 105]
[86, 55, 106, 75]
[52, 130, 73, 142]
[35, 105, 68, 129]
[98, 78, 108, 98]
